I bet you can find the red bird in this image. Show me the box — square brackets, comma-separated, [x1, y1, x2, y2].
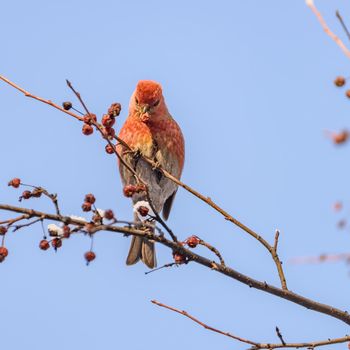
[117, 80, 185, 268]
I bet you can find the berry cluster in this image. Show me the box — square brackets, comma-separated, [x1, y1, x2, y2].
[172, 236, 201, 264]
[62, 101, 121, 154]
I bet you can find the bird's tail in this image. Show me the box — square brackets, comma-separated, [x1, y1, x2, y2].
[126, 213, 156, 268]
[126, 236, 156, 268]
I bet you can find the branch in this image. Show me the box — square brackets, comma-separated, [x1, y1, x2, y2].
[0, 74, 287, 287]
[151, 300, 350, 350]
[306, 0, 350, 59]
[1, 202, 350, 327]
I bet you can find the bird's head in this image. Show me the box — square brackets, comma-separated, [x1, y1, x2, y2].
[130, 80, 165, 122]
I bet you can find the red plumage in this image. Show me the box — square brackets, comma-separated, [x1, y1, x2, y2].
[117, 80, 185, 268]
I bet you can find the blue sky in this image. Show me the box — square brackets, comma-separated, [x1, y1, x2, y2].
[1, 1, 350, 349]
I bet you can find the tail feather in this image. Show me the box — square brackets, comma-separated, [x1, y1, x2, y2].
[126, 236, 157, 269]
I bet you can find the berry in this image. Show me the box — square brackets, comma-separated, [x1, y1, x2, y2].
[21, 190, 32, 200]
[82, 123, 94, 135]
[0, 226, 7, 235]
[62, 101, 72, 110]
[51, 238, 62, 249]
[334, 76, 346, 87]
[0, 247, 8, 262]
[84, 251, 96, 263]
[82, 202, 92, 212]
[333, 131, 348, 144]
[173, 252, 186, 264]
[62, 225, 71, 238]
[108, 103, 121, 117]
[138, 206, 149, 217]
[346, 90, 350, 99]
[39, 239, 50, 250]
[84, 193, 96, 204]
[102, 114, 115, 128]
[104, 209, 114, 220]
[105, 144, 114, 154]
[8, 178, 21, 188]
[123, 185, 137, 197]
[83, 113, 97, 125]
[186, 235, 200, 248]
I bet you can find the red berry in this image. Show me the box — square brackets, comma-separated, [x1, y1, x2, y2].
[332, 131, 348, 144]
[123, 185, 137, 197]
[82, 202, 92, 212]
[104, 209, 114, 220]
[62, 225, 71, 238]
[51, 238, 62, 249]
[108, 103, 121, 117]
[173, 252, 186, 264]
[39, 239, 50, 250]
[0, 246, 9, 257]
[0, 226, 7, 236]
[84, 251, 96, 263]
[84, 193, 96, 204]
[82, 123, 94, 135]
[102, 114, 115, 128]
[187, 235, 200, 248]
[8, 178, 21, 188]
[138, 206, 149, 217]
[105, 144, 114, 154]
[334, 76, 346, 87]
[21, 190, 32, 200]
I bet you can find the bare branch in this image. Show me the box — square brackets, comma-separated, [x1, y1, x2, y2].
[152, 299, 350, 350]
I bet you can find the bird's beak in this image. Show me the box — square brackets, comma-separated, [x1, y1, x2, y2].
[140, 105, 150, 114]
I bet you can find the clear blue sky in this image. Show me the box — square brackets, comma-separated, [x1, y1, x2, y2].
[1, 1, 350, 349]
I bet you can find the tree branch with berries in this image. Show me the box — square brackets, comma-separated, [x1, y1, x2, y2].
[1, 73, 350, 349]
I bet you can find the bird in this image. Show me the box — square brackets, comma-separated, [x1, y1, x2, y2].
[117, 80, 185, 268]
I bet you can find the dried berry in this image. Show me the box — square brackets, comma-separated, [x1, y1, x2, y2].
[51, 238, 62, 249]
[108, 103, 121, 117]
[82, 202, 92, 212]
[105, 144, 114, 154]
[83, 113, 97, 125]
[346, 90, 350, 99]
[39, 239, 50, 250]
[102, 114, 115, 128]
[0, 226, 7, 235]
[0, 247, 8, 262]
[186, 235, 200, 248]
[21, 190, 32, 200]
[8, 178, 21, 188]
[62, 225, 71, 238]
[173, 252, 186, 264]
[123, 185, 137, 197]
[334, 76, 346, 87]
[62, 101, 72, 110]
[82, 123, 94, 135]
[84, 193, 96, 204]
[84, 251, 96, 263]
[138, 206, 149, 217]
[104, 209, 114, 220]
[333, 131, 348, 144]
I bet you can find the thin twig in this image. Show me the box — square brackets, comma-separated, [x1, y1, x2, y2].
[198, 238, 225, 266]
[275, 326, 286, 346]
[152, 300, 350, 350]
[306, 0, 350, 59]
[336, 10, 350, 42]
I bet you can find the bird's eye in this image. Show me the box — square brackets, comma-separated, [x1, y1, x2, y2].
[153, 100, 160, 107]
[135, 97, 139, 104]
